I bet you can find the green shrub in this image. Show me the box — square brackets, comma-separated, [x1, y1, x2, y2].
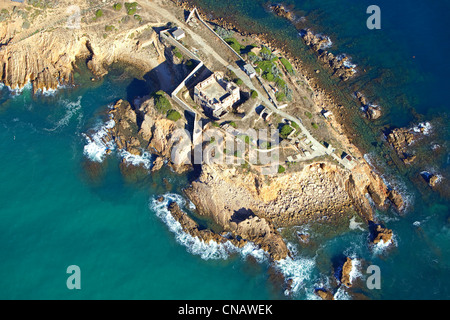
[125, 2, 138, 15]
[153, 90, 172, 114]
[95, 9, 103, 18]
[229, 121, 237, 128]
[105, 25, 115, 32]
[260, 46, 272, 57]
[278, 165, 286, 174]
[279, 124, 293, 139]
[250, 90, 258, 99]
[113, 3, 122, 11]
[274, 77, 286, 88]
[166, 109, 182, 122]
[262, 72, 274, 82]
[275, 91, 286, 102]
[311, 122, 319, 129]
[234, 78, 243, 86]
[305, 111, 313, 119]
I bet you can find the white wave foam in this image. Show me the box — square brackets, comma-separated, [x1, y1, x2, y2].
[371, 233, 396, 256]
[274, 242, 315, 296]
[150, 194, 268, 262]
[317, 34, 332, 50]
[119, 150, 154, 169]
[337, 54, 357, 72]
[412, 121, 432, 135]
[333, 286, 351, 300]
[82, 118, 116, 162]
[349, 258, 362, 284]
[8, 81, 32, 95]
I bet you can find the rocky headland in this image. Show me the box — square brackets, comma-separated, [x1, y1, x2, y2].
[2, 0, 405, 285]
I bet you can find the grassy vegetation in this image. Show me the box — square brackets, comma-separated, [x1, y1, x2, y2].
[229, 121, 237, 129]
[279, 124, 294, 139]
[28, 0, 53, 9]
[305, 111, 313, 119]
[224, 37, 245, 54]
[172, 47, 183, 59]
[280, 57, 294, 74]
[275, 91, 286, 102]
[166, 109, 182, 122]
[105, 25, 115, 32]
[153, 90, 172, 114]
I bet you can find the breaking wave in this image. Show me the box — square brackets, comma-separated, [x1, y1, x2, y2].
[119, 150, 154, 170]
[274, 243, 316, 297]
[149, 194, 268, 262]
[82, 118, 116, 162]
[412, 121, 432, 135]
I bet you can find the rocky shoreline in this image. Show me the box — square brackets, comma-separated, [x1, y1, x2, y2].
[2, 0, 410, 298]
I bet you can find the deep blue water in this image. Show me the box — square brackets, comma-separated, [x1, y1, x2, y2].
[0, 0, 449, 300]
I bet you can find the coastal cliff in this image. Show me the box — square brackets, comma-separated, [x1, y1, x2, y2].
[0, 1, 164, 93]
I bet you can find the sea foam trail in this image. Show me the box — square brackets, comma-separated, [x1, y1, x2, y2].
[44, 96, 83, 132]
[149, 194, 268, 262]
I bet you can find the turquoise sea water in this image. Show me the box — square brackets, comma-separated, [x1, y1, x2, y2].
[1, 0, 449, 300]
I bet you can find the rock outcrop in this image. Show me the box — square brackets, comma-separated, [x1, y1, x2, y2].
[421, 171, 440, 188]
[300, 29, 356, 81]
[270, 4, 295, 21]
[341, 257, 353, 288]
[167, 201, 248, 248]
[315, 288, 334, 300]
[386, 127, 416, 165]
[85, 98, 190, 173]
[370, 222, 393, 246]
[355, 92, 382, 120]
